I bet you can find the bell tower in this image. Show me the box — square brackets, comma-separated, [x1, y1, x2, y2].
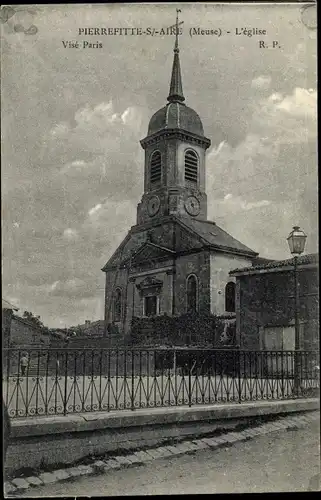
[137, 10, 211, 225]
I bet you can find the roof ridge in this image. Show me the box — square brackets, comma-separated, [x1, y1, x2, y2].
[215, 223, 258, 255]
[230, 252, 318, 274]
[131, 240, 175, 258]
[173, 216, 209, 247]
[180, 216, 258, 256]
[197, 219, 217, 226]
[13, 314, 43, 330]
[147, 241, 175, 253]
[2, 299, 19, 310]
[101, 229, 132, 271]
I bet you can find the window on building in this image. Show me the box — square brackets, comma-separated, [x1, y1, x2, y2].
[150, 151, 161, 186]
[144, 295, 157, 317]
[184, 150, 198, 183]
[113, 288, 122, 322]
[225, 282, 236, 312]
[186, 274, 198, 312]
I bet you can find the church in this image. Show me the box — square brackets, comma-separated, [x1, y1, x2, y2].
[102, 32, 259, 335]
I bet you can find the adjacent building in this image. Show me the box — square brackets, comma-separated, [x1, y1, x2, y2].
[2, 299, 19, 345]
[230, 253, 319, 350]
[2, 300, 49, 347]
[71, 320, 105, 337]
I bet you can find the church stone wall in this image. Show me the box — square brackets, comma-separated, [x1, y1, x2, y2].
[105, 261, 176, 334]
[209, 253, 253, 316]
[175, 250, 211, 315]
[104, 267, 129, 332]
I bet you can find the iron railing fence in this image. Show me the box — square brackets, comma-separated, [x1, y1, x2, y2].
[2, 347, 319, 418]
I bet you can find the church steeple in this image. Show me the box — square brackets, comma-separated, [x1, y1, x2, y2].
[137, 8, 211, 225]
[167, 10, 185, 104]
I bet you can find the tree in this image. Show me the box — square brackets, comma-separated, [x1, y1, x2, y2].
[22, 311, 49, 333]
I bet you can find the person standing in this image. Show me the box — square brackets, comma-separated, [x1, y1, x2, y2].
[20, 353, 29, 376]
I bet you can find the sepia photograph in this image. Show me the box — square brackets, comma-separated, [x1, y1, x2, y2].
[1, 2, 319, 496]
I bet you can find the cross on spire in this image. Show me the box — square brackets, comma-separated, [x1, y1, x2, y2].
[174, 8, 181, 53]
[167, 8, 185, 104]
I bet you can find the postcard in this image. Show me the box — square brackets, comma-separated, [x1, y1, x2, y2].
[2, 2, 318, 496]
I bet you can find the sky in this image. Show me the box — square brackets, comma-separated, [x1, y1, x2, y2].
[1, 3, 317, 327]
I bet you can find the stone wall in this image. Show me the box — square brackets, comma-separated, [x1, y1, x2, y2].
[7, 315, 50, 347]
[5, 399, 318, 475]
[175, 250, 211, 314]
[2, 308, 13, 345]
[236, 267, 319, 349]
[104, 267, 129, 333]
[210, 253, 252, 315]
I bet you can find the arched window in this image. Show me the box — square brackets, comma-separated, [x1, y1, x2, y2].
[184, 150, 198, 184]
[113, 288, 122, 322]
[150, 151, 161, 186]
[186, 274, 198, 312]
[225, 282, 236, 313]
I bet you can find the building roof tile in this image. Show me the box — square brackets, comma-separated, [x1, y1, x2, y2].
[230, 252, 318, 275]
[102, 215, 258, 270]
[178, 217, 258, 256]
[2, 299, 19, 311]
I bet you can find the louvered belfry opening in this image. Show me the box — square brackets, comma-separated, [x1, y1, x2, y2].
[185, 150, 198, 183]
[150, 151, 162, 186]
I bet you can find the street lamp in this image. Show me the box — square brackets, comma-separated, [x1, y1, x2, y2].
[287, 226, 307, 396]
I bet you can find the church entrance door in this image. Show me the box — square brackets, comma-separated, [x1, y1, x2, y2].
[145, 296, 157, 317]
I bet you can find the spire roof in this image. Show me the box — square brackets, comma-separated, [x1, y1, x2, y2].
[144, 9, 209, 140]
[167, 10, 185, 103]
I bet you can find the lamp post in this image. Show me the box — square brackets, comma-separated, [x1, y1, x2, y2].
[287, 226, 307, 396]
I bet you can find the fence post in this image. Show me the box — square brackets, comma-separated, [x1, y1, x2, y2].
[131, 350, 135, 411]
[188, 351, 192, 407]
[238, 349, 242, 403]
[63, 351, 68, 416]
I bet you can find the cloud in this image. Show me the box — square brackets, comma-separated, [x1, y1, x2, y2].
[74, 101, 114, 128]
[69, 160, 87, 168]
[82, 198, 136, 239]
[48, 278, 95, 298]
[49, 281, 59, 291]
[121, 106, 143, 131]
[222, 194, 271, 212]
[51, 101, 146, 149]
[88, 203, 102, 216]
[248, 87, 317, 146]
[210, 140, 226, 157]
[269, 93, 283, 103]
[63, 228, 78, 240]
[207, 86, 317, 258]
[251, 75, 271, 90]
[275, 88, 317, 117]
[50, 122, 70, 137]
[50, 101, 146, 202]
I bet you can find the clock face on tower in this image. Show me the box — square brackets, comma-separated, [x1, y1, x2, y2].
[147, 195, 160, 216]
[184, 196, 200, 216]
